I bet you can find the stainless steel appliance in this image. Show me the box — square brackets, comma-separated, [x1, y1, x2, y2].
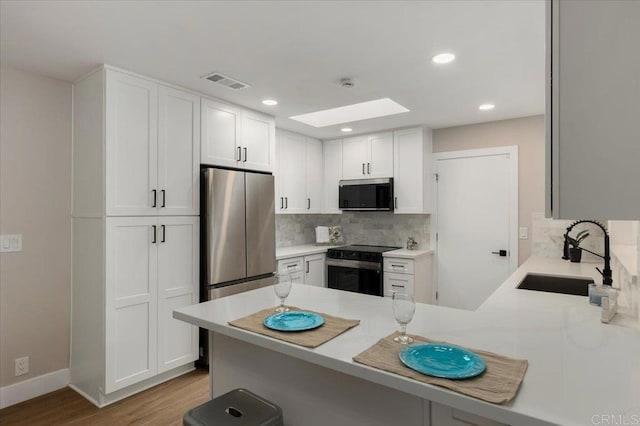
[339, 178, 394, 211]
[199, 167, 276, 365]
[326, 245, 400, 296]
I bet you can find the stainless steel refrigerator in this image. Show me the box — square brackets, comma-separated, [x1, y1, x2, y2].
[199, 167, 276, 364]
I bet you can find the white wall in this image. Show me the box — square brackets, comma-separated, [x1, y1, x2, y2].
[0, 64, 72, 387]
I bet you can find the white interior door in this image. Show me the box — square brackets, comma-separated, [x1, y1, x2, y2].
[435, 147, 517, 311]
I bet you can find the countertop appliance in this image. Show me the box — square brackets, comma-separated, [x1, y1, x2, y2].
[326, 245, 400, 296]
[339, 178, 394, 211]
[200, 167, 276, 364]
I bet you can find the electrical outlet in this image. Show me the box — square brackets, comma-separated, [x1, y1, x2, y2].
[519, 227, 529, 240]
[15, 356, 29, 376]
[1, 234, 22, 252]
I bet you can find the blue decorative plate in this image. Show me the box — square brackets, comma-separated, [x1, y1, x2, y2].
[263, 311, 325, 332]
[399, 343, 486, 379]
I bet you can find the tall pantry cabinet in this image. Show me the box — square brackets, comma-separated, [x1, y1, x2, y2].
[71, 66, 199, 406]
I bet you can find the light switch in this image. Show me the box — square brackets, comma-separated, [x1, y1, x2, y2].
[519, 227, 528, 240]
[0, 234, 22, 252]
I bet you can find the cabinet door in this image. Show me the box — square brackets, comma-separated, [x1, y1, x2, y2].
[201, 98, 241, 168]
[431, 402, 506, 426]
[323, 139, 343, 214]
[305, 137, 323, 213]
[106, 71, 158, 216]
[393, 128, 425, 213]
[304, 254, 326, 287]
[105, 217, 158, 393]
[158, 86, 200, 216]
[383, 272, 414, 297]
[367, 132, 393, 178]
[242, 110, 275, 173]
[342, 136, 368, 179]
[157, 217, 199, 374]
[277, 131, 306, 213]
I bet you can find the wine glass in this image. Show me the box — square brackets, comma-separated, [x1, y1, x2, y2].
[392, 292, 415, 344]
[273, 273, 292, 313]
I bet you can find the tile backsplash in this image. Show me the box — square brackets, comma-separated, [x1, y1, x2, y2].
[276, 213, 430, 250]
[531, 212, 605, 262]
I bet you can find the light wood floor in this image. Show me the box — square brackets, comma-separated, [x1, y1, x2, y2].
[0, 368, 209, 425]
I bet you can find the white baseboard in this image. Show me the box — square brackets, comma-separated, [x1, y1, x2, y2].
[0, 368, 70, 410]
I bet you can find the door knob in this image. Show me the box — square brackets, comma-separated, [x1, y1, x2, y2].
[491, 250, 508, 257]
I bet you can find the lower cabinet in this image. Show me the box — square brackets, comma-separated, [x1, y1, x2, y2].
[431, 402, 506, 426]
[383, 254, 434, 304]
[72, 215, 199, 403]
[277, 253, 326, 287]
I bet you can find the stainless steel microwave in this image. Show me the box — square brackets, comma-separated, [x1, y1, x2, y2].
[338, 178, 394, 211]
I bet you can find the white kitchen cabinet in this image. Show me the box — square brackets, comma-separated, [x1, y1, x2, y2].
[105, 216, 198, 393]
[201, 98, 275, 173]
[158, 86, 200, 216]
[546, 0, 640, 220]
[304, 253, 326, 287]
[431, 402, 505, 426]
[278, 254, 326, 287]
[323, 139, 343, 214]
[342, 132, 393, 179]
[305, 137, 323, 213]
[393, 127, 432, 214]
[71, 66, 199, 406]
[105, 70, 200, 217]
[275, 129, 323, 214]
[201, 98, 242, 168]
[383, 253, 433, 303]
[276, 131, 306, 213]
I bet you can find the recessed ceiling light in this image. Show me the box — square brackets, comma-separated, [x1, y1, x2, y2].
[262, 99, 278, 106]
[478, 103, 495, 111]
[341, 128, 353, 132]
[289, 98, 409, 128]
[432, 53, 456, 64]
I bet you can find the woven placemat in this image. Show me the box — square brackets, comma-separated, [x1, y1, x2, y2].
[353, 332, 528, 404]
[228, 306, 360, 348]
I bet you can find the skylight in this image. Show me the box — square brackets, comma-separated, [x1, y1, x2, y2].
[289, 98, 409, 128]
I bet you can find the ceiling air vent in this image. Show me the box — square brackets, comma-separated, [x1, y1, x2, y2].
[202, 72, 250, 90]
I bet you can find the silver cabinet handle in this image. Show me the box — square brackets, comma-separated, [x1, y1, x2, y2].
[362, 163, 365, 175]
[367, 162, 370, 174]
[391, 264, 404, 268]
[287, 264, 297, 269]
[307, 198, 311, 209]
[280, 197, 284, 209]
[152, 189, 157, 208]
[285, 197, 288, 209]
[243, 147, 247, 162]
[394, 197, 398, 209]
[237, 146, 242, 161]
[161, 225, 166, 243]
[306, 261, 310, 273]
[152, 225, 157, 244]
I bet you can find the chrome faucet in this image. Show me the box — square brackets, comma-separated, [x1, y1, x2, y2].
[562, 220, 612, 286]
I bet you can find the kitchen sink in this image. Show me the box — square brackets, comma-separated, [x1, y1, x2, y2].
[517, 273, 594, 296]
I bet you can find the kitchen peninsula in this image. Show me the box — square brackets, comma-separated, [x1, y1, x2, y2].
[174, 257, 640, 426]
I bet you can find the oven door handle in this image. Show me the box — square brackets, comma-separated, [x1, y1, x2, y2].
[326, 258, 381, 271]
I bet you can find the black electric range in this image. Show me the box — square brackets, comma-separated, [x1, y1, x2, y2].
[326, 245, 400, 296]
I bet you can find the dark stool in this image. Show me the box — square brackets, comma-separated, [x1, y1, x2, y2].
[183, 388, 284, 426]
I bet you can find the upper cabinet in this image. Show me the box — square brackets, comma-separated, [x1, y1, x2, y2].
[104, 70, 199, 217]
[393, 127, 432, 214]
[546, 0, 640, 220]
[275, 129, 323, 214]
[201, 98, 275, 173]
[323, 139, 343, 214]
[342, 132, 393, 179]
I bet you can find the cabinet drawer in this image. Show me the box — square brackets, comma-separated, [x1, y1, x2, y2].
[383, 272, 414, 297]
[384, 258, 414, 274]
[289, 271, 305, 285]
[277, 257, 304, 274]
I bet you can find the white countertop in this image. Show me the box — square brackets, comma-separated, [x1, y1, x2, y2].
[276, 244, 340, 260]
[383, 248, 434, 259]
[175, 256, 640, 426]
